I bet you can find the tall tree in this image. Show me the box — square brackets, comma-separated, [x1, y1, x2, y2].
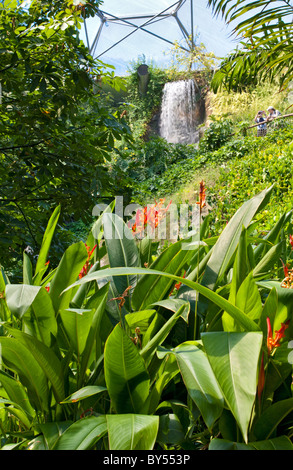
[0, 0, 131, 272]
[207, 0, 293, 91]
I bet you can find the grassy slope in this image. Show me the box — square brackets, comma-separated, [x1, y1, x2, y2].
[163, 82, 293, 235]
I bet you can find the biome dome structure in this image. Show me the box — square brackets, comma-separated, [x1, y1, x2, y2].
[81, 0, 234, 74]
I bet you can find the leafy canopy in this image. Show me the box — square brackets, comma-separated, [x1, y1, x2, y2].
[0, 0, 132, 272]
[207, 0, 293, 91]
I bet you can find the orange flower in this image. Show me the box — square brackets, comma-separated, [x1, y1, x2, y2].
[79, 243, 97, 279]
[196, 180, 206, 210]
[131, 199, 171, 236]
[266, 317, 290, 355]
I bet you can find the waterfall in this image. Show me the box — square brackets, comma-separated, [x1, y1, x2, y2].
[159, 79, 204, 145]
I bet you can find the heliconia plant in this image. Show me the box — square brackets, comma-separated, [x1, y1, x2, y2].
[0, 185, 292, 450]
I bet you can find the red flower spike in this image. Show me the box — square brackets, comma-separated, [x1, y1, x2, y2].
[79, 243, 97, 279]
[266, 317, 290, 355]
[196, 180, 206, 209]
[290, 234, 293, 249]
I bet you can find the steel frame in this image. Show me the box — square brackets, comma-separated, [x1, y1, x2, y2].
[84, 0, 196, 60]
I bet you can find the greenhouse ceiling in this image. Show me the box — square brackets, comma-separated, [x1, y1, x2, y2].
[81, 0, 237, 75]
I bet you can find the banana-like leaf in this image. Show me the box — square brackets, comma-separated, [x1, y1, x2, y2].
[78, 283, 109, 386]
[209, 436, 293, 450]
[165, 341, 224, 430]
[102, 213, 140, 307]
[6, 284, 41, 318]
[253, 397, 293, 441]
[5, 327, 65, 404]
[5, 285, 57, 347]
[107, 414, 159, 450]
[140, 304, 187, 362]
[60, 308, 94, 357]
[60, 385, 107, 404]
[104, 323, 150, 413]
[49, 241, 88, 313]
[132, 239, 193, 311]
[34, 205, 61, 284]
[201, 186, 273, 292]
[0, 337, 49, 412]
[202, 331, 263, 443]
[0, 370, 34, 418]
[53, 415, 107, 450]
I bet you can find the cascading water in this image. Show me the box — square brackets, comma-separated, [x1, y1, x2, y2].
[159, 79, 204, 144]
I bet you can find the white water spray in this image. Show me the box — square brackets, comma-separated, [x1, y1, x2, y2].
[159, 79, 203, 144]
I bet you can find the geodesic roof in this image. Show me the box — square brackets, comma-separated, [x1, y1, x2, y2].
[81, 0, 236, 75]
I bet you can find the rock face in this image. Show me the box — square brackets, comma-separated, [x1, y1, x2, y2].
[158, 79, 206, 144]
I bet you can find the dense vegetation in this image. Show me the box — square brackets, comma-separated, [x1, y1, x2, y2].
[1, 0, 293, 452]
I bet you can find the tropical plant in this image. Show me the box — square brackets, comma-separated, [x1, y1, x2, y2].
[207, 0, 293, 91]
[0, 0, 132, 272]
[0, 183, 293, 450]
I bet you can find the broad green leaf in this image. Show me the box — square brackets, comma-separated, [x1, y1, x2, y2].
[88, 199, 115, 245]
[23, 251, 33, 285]
[151, 298, 190, 323]
[5, 284, 57, 346]
[235, 273, 262, 322]
[253, 241, 284, 279]
[60, 308, 94, 357]
[144, 354, 179, 414]
[104, 323, 150, 413]
[222, 227, 249, 331]
[125, 309, 157, 333]
[34, 206, 61, 284]
[106, 414, 159, 450]
[257, 280, 293, 330]
[0, 370, 34, 418]
[0, 398, 32, 430]
[60, 385, 107, 404]
[201, 186, 273, 291]
[78, 283, 109, 385]
[25, 287, 57, 347]
[102, 213, 140, 305]
[49, 241, 88, 313]
[209, 436, 293, 450]
[140, 304, 189, 362]
[53, 416, 107, 450]
[168, 341, 224, 430]
[253, 398, 293, 441]
[38, 421, 72, 450]
[202, 332, 263, 443]
[63, 267, 261, 332]
[253, 211, 292, 263]
[6, 284, 41, 318]
[132, 239, 193, 311]
[156, 414, 186, 446]
[5, 327, 65, 403]
[0, 337, 48, 412]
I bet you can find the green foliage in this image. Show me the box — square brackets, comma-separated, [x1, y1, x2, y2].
[124, 58, 169, 139]
[0, 0, 132, 273]
[199, 117, 233, 152]
[209, 125, 293, 234]
[0, 187, 293, 450]
[207, 0, 293, 91]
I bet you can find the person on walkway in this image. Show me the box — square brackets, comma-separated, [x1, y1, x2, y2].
[267, 106, 282, 119]
[254, 110, 267, 137]
[267, 106, 282, 129]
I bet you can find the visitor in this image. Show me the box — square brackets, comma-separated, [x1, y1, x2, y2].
[267, 105, 282, 130]
[267, 106, 282, 119]
[254, 110, 267, 137]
